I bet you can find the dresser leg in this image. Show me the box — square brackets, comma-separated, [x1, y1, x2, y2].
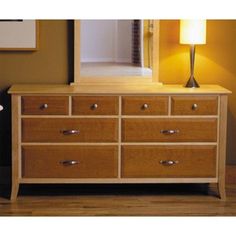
[11, 182, 19, 201]
[217, 182, 226, 200]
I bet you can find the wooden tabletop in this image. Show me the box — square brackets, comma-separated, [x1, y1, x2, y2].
[8, 83, 231, 95]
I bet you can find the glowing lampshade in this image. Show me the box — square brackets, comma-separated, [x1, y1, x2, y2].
[180, 20, 206, 45]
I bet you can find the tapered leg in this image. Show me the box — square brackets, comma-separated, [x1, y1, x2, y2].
[217, 95, 227, 201]
[11, 182, 19, 201]
[11, 95, 20, 202]
[218, 181, 226, 201]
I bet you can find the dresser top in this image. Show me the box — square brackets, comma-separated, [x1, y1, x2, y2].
[8, 84, 231, 95]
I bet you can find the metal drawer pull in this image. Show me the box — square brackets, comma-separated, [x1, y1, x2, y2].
[40, 103, 48, 110]
[91, 103, 98, 110]
[192, 103, 198, 110]
[160, 160, 179, 166]
[142, 103, 149, 110]
[61, 129, 80, 135]
[160, 129, 179, 135]
[0, 105, 3, 111]
[60, 160, 79, 166]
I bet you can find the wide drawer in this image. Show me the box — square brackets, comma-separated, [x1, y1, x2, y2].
[72, 96, 119, 115]
[122, 118, 217, 142]
[122, 96, 168, 115]
[22, 96, 69, 115]
[171, 96, 218, 115]
[121, 145, 216, 178]
[22, 118, 118, 142]
[22, 146, 118, 178]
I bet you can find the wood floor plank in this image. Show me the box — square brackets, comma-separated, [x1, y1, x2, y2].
[0, 184, 236, 216]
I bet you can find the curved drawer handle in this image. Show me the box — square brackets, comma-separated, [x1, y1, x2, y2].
[160, 129, 179, 135]
[159, 160, 179, 166]
[61, 129, 80, 135]
[60, 160, 79, 166]
[0, 105, 3, 111]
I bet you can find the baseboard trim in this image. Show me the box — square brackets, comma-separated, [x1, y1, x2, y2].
[0, 165, 236, 185]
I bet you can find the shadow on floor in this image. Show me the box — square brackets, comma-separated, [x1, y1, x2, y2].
[0, 183, 216, 199]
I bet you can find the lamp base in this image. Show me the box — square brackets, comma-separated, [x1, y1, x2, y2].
[185, 76, 200, 88]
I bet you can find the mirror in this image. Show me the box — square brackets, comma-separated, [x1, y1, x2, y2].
[73, 20, 159, 84]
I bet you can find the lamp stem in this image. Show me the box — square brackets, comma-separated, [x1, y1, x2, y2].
[190, 44, 195, 77]
[185, 44, 200, 88]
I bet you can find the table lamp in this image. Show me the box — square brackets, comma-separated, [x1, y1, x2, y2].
[180, 20, 206, 88]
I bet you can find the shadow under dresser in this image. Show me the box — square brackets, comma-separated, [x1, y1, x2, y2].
[8, 84, 231, 200]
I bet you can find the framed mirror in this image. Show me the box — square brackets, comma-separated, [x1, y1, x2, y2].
[73, 20, 160, 85]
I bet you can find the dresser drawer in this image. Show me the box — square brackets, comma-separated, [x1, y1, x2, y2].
[122, 118, 217, 142]
[171, 96, 218, 115]
[72, 96, 119, 115]
[22, 96, 69, 115]
[22, 118, 118, 142]
[121, 145, 216, 178]
[122, 96, 168, 115]
[22, 146, 118, 178]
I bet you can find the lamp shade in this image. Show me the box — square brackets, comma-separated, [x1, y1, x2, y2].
[180, 20, 206, 45]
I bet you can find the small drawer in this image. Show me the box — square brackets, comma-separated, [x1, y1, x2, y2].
[22, 118, 118, 143]
[72, 96, 119, 115]
[171, 96, 218, 115]
[122, 118, 217, 142]
[22, 146, 118, 178]
[121, 145, 216, 178]
[22, 96, 69, 115]
[122, 96, 168, 115]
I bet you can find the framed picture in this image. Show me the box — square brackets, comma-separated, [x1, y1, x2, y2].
[0, 20, 39, 51]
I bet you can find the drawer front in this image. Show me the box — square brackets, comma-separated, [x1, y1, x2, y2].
[122, 118, 217, 142]
[22, 96, 69, 115]
[22, 146, 118, 178]
[72, 96, 119, 115]
[122, 96, 168, 115]
[22, 118, 118, 142]
[121, 145, 216, 178]
[171, 96, 218, 115]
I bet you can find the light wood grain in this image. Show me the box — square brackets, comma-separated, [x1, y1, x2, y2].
[11, 95, 20, 201]
[74, 20, 80, 84]
[19, 178, 218, 184]
[8, 84, 232, 95]
[218, 95, 228, 200]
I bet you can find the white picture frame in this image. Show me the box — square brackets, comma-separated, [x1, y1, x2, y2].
[0, 20, 39, 51]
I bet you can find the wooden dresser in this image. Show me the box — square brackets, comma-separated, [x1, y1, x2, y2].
[8, 84, 231, 200]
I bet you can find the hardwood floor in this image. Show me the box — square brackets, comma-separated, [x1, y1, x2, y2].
[0, 183, 236, 216]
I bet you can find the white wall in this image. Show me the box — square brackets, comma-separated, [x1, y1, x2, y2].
[81, 20, 116, 62]
[81, 20, 132, 63]
[116, 20, 132, 63]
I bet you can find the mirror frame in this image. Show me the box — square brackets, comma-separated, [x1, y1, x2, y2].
[72, 20, 160, 85]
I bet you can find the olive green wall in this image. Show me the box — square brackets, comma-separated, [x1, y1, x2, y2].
[0, 20, 72, 166]
[0, 20, 236, 166]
